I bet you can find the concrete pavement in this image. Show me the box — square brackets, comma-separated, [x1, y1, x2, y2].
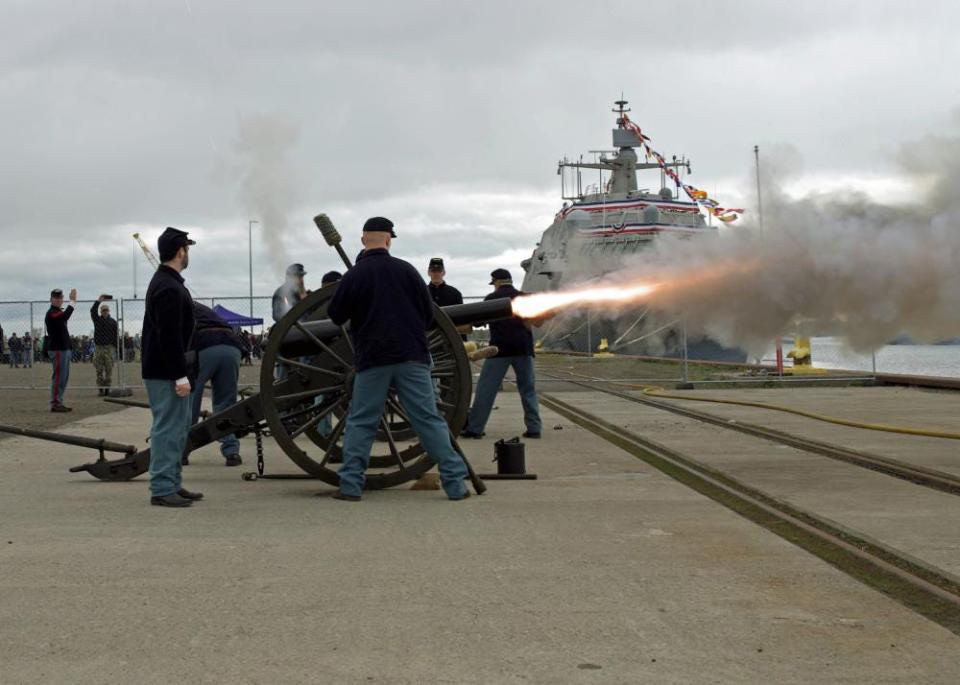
[1, 394, 959, 683]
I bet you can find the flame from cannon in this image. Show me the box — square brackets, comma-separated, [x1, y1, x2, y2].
[509, 260, 760, 321]
[511, 281, 660, 319]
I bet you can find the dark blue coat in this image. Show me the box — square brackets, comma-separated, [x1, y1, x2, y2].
[142, 265, 195, 380]
[327, 248, 433, 371]
[44, 305, 74, 351]
[427, 281, 463, 307]
[193, 303, 249, 356]
[486, 285, 534, 357]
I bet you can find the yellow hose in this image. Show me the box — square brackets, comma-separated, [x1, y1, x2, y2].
[635, 385, 960, 440]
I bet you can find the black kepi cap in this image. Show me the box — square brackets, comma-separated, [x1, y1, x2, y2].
[489, 268, 512, 284]
[286, 263, 307, 277]
[321, 270, 342, 285]
[157, 226, 196, 261]
[362, 216, 396, 238]
[428, 257, 444, 271]
[50, 289, 63, 298]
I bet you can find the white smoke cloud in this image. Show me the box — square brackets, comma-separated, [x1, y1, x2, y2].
[227, 114, 301, 276]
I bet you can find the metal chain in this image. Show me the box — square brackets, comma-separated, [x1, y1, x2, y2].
[255, 424, 265, 476]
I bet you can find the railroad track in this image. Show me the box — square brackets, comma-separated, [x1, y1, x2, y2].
[535, 385, 960, 634]
[540, 370, 960, 497]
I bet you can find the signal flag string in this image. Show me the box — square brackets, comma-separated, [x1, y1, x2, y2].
[621, 113, 745, 223]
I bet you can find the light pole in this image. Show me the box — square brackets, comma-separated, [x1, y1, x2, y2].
[248, 219, 259, 329]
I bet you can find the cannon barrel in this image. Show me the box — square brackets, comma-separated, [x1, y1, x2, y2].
[279, 296, 514, 357]
[435, 298, 515, 328]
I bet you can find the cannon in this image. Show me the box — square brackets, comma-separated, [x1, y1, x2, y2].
[0, 216, 516, 493]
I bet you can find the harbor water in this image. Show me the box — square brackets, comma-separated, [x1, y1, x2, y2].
[775, 338, 960, 378]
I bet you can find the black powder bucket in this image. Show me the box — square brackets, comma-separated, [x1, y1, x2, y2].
[494, 437, 526, 475]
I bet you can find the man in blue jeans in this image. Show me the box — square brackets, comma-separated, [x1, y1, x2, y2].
[45, 288, 77, 412]
[326, 217, 470, 502]
[141, 227, 202, 508]
[185, 302, 248, 466]
[461, 269, 542, 440]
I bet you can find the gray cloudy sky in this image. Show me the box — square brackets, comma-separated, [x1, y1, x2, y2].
[3, 0, 960, 302]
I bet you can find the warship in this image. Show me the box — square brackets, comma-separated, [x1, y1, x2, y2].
[520, 100, 747, 362]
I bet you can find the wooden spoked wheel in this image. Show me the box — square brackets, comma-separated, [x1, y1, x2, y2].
[259, 285, 472, 489]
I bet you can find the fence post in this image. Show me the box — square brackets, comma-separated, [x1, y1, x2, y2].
[118, 298, 126, 391]
[30, 301, 37, 389]
[681, 317, 689, 385]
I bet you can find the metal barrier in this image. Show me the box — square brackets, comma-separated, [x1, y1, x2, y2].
[0, 296, 275, 390]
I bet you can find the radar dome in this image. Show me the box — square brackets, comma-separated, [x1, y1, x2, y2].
[659, 187, 673, 200]
[643, 205, 661, 224]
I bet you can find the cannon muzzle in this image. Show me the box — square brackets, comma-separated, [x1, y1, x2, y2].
[434, 298, 515, 328]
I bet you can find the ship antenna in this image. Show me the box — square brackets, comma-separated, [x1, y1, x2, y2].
[613, 95, 630, 128]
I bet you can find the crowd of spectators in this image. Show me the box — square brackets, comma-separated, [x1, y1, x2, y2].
[3, 330, 37, 367]
[1, 334, 141, 365]
[2, 321, 263, 368]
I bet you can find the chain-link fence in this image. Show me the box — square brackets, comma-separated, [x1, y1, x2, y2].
[0, 297, 275, 390]
[3, 296, 959, 389]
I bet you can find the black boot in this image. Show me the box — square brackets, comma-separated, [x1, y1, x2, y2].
[150, 494, 193, 507]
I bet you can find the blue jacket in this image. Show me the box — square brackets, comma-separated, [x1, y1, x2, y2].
[327, 248, 433, 371]
[193, 303, 249, 357]
[486, 285, 534, 357]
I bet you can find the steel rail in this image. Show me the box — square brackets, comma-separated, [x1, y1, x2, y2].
[540, 370, 960, 496]
[537, 391, 960, 633]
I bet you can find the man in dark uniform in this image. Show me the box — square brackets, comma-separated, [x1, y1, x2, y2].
[90, 295, 119, 395]
[326, 217, 470, 502]
[426, 258, 463, 307]
[185, 302, 248, 467]
[321, 270, 342, 288]
[272, 263, 308, 323]
[8, 332, 21, 368]
[22, 332, 33, 367]
[45, 287, 77, 412]
[426, 257, 473, 341]
[460, 269, 543, 439]
[142, 227, 202, 508]
[272, 263, 309, 381]
[314, 270, 343, 438]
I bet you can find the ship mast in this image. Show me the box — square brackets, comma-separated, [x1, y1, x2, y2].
[557, 99, 690, 200]
[613, 98, 630, 127]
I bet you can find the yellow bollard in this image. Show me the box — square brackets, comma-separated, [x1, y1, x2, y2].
[594, 337, 614, 358]
[787, 336, 825, 375]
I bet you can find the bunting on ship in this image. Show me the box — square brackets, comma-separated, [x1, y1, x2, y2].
[621, 114, 745, 223]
